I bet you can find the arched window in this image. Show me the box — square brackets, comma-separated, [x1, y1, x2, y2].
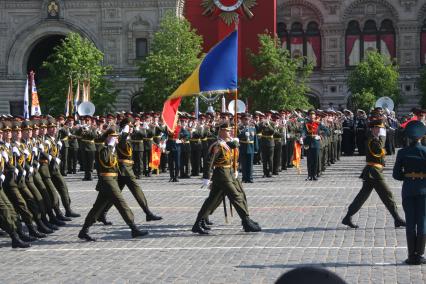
[345, 20, 361, 66]
[379, 19, 395, 59]
[421, 20, 426, 65]
[306, 21, 321, 68]
[278, 21, 321, 68]
[346, 19, 395, 67]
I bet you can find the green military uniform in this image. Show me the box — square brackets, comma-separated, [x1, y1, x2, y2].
[130, 126, 145, 179]
[67, 125, 79, 174]
[78, 128, 148, 241]
[57, 125, 70, 176]
[259, 121, 276, 177]
[272, 121, 283, 175]
[191, 124, 261, 234]
[343, 119, 405, 228]
[78, 123, 97, 180]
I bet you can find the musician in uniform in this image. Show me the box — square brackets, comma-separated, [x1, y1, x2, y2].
[179, 115, 191, 179]
[259, 112, 276, 178]
[57, 115, 69, 176]
[393, 120, 426, 265]
[191, 122, 261, 234]
[79, 115, 97, 181]
[238, 113, 258, 183]
[66, 116, 79, 174]
[130, 114, 144, 179]
[342, 117, 406, 229]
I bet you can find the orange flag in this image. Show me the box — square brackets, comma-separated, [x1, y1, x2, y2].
[292, 141, 302, 174]
[149, 144, 162, 171]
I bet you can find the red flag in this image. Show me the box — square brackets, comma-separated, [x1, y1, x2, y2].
[400, 116, 418, 128]
[162, 97, 181, 132]
[292, 141, 302, 174]
[149, 144, 162, 170]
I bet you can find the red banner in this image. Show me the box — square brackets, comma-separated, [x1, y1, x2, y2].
[380, 34, 395, 59]
[307, 36, 321, 67]
[345, 35, 360, 66]
[292, 141, 301, 173]
[161, 97, 181, 132]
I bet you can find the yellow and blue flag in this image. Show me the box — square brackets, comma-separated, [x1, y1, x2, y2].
[163, 30, 238, 132]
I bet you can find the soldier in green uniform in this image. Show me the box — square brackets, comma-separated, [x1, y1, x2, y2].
[259, 112, 276, 178]
[131, 115, 144, 179]
[66, 116, 79, 174]
[191, 122, 261, 234]
[272, 114, 283, 175]
[190, 118, 203, 176]
[393, 120, 426, 265]
[342, 117, 406, 228]
[179, 116, 191, 179]
[57, 115, 69, 176]
[78, 127, 149, 241]
[78, 116, 97, 181]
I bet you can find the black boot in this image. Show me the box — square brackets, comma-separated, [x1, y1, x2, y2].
[416, 235, 426, 264]
[42, 215, 59, 230]
[27, 223, 47, 238]
[242, 217, 262, 232]
[10, 232, 30, 248]
[36, 219, 54, 234]
[49, 212, 66, 226]
[405, 234, 420, 265]
[129, 224, 149, 238]
[78, 226, 96, 242]
[145, 210, 163, 222]
[200, 219, 211, 231]
[65, 208, 81, 218]
[342, 215, 359, 229]
[191, 220, 209, 235]
[97, 213, 113, 226]
[205, 217, 213, 226]
[16, 222, 36, 242]
[394, 218, 406, 228]
[55, 208, 72, 221]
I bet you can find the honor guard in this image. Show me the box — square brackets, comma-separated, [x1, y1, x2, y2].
[238, 113, 258, 183]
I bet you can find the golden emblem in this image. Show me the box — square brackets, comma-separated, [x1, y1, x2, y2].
[48, 1, 59, 17]
[202, 0, 257, 26]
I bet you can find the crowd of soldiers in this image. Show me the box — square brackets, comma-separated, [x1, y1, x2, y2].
[0, 106, 414, 247]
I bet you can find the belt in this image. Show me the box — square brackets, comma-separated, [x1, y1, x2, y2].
[100, 173, 118, 177]
[201, 138, 208, 141]
[118, 159, 134, 165]
[143, 138, 153, 141]
[240, 141, 254, 144]
[207, 137, 216, 140]
[130, 140, 143, 143]
[190, 139, 201, 142]
[82, 140, 94, 144]
[95, 142, 104, 145]
[273, 138, 282, 141]
[61, 137, 69, 141]
[39, 159, 49, 164]
[184, 141, 190, 144]
[366, 162, 383, 169]
[214, 165, 231, 169]
[405, 172, 426, 179]
[262, 135, 273, 139]
[154, 136, 162, 139]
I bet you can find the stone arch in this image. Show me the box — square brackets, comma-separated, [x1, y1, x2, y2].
[278, 0, 324, 27]
[342, 0, 399, 23]
[6, 19, 101, 78]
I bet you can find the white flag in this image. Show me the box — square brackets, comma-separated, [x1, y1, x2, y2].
[23, 78, 29, 119]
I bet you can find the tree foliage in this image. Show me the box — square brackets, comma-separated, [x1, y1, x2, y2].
[347, 51, 400, 111]
[137, 13, 203, 111]
[240, 33, 313, 111]
[39, 32, 116, 115]
[419, 66, 426, 108]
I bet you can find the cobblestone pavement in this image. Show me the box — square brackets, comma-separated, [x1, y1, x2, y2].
[1, 154, 426, 283]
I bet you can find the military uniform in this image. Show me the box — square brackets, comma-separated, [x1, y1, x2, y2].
[238, 119, 258, 183]
[342, 119, 405, 228]
[57, 125, 70, 176]
[393, 120, 426, 264]
[67, 124, 79, 174]
[78, 122, 97, 180]
[303, 117, 329, 180]
[259, 121, 275, 177]
[130, 126, 145, 179]
[190, 125, 203, 176]
[179, 126, 191, 178]
[166, 130, 181, 182]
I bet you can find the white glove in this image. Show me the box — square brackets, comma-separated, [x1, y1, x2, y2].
[299, 138, 304, 145]
[232, 137, 239, 143]
[55, 158, 61, 165]
[23, 149, 30, 157]
[245, 132, 250, 137]
[39, 144, 45, 152]
[201, 179, 211, 189]
[32, 147, 38, 156]
[22, 170, 26, 177]
[48, 155, 52, 162]
[44, 140, 51, 147]
[122, 125, 130, 134]
[176, 139, 182, 144]
[37, 164, 40, 170]
[0, 174, 5, 182]
[12, 146, 20, 156]
[14, 169, 19, 176]
[29, 167, 34, 174]
[234, 171, 239, 179]
[57, 141, 63, 149]
[1, 151, 9, 163]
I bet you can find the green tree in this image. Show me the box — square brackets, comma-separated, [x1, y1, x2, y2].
[137, 13, 203, 111]
[240, 33, 313, 111]
[39, 32, 116, 115]
[347, 51, 400, 111]
[419, 66, 426, 108]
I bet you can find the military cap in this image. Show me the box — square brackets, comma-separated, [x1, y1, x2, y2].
[39, 119, 48, 128]
[219, 122, 232, 131]
[0, 122, 3, 132]
[66, 116, 75, 121]
[134, 114, 141, 121]
[405, 120, 426, 139]
[47, 118, 57, 128]
[21, 120, 32, 130]
[57, 114, 66, 120]
[2, 121, 12, 131]
[106, 113, 115, 119]
[307, 109, 316, 115]
[11, 121, 21, 131]
[368, 118, 385, 128]
[275, 266, 346, 284]
[241, 113, 251, 119]
[119, 117, 133, 129]
[104, 126, 119, 137]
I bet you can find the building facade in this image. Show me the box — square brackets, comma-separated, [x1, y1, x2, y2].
[0, 0, 425, 114]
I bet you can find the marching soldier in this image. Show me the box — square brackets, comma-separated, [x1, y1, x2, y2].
[191, 122, 261, 234]
[342, 117, 405, 229]
[78, 126, 148, 241]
